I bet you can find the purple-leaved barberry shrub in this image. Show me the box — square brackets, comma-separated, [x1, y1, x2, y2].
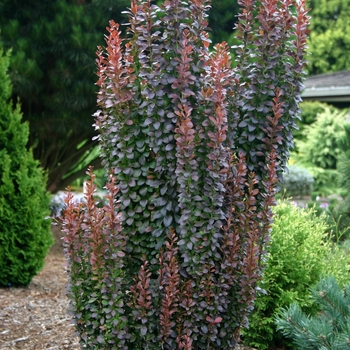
[63, 0, 309, 348]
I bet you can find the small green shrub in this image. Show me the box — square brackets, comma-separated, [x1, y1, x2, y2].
[244, 201, 350, 349]
[280, 164, 314, 198]
[0, 48, 53, 287]
[276, 276, 350, 350]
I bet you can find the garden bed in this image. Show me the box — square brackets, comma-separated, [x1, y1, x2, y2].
[0, 226, 256, 350]
[0, 226, 80, 349]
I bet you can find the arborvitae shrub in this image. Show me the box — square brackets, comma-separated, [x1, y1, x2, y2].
[244, 201, 350, 349]
[63, 0, 309, 348]
[0, 49, 53, 287]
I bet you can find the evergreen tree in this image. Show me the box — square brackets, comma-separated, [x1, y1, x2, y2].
[276, 276, 350, 350]
[0, 48, 53, 287]
[0, 0, 129, 193]
[307, 0, 350, 74]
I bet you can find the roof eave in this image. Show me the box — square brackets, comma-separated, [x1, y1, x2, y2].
[302, 86, 350, 99]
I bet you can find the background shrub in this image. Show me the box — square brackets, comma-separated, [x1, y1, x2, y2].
[332, 122, 350, 240]
[338, 123, 350, 191]
[295, 107, 347, 169]
[280, 164, 314, 198]
[306, 197, 350, 244]
[293, 107, 348, 196]
[0, 48, 53, 287]
[244, 201, 350, 349]
[305, 167, 340, 197]
[293, 101, 333, 142]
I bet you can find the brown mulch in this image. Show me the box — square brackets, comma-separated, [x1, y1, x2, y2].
[0, 226, 80, 350]
[0, 226, 256, 350]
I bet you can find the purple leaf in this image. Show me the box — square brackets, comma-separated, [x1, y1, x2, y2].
[140, 326, 147, 336]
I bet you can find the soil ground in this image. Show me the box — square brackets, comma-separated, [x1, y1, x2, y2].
[0, 226, 80, 349]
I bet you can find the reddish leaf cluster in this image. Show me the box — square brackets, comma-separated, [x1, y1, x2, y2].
[62, 167, 129, 348]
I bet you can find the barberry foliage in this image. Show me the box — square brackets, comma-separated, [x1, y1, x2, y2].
[63, 0, 309, 348]
[62, 168, 128, 348]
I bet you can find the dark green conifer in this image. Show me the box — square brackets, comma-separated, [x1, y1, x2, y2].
[0, 48, 53, 287]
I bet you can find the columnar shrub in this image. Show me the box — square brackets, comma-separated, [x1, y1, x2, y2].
[0, 48, 53, 287]
[63, 0, 309, 348]
[62, 168, 127, 348]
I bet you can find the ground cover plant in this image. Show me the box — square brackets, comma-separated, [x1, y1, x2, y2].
[0, 48, 53, 287]
[63, 0, 309, 348]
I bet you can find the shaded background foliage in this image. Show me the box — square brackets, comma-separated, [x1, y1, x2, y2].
[0, 0, 130, 193]
[208, 0, 240, 44]
[307, 0, 350, 75]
